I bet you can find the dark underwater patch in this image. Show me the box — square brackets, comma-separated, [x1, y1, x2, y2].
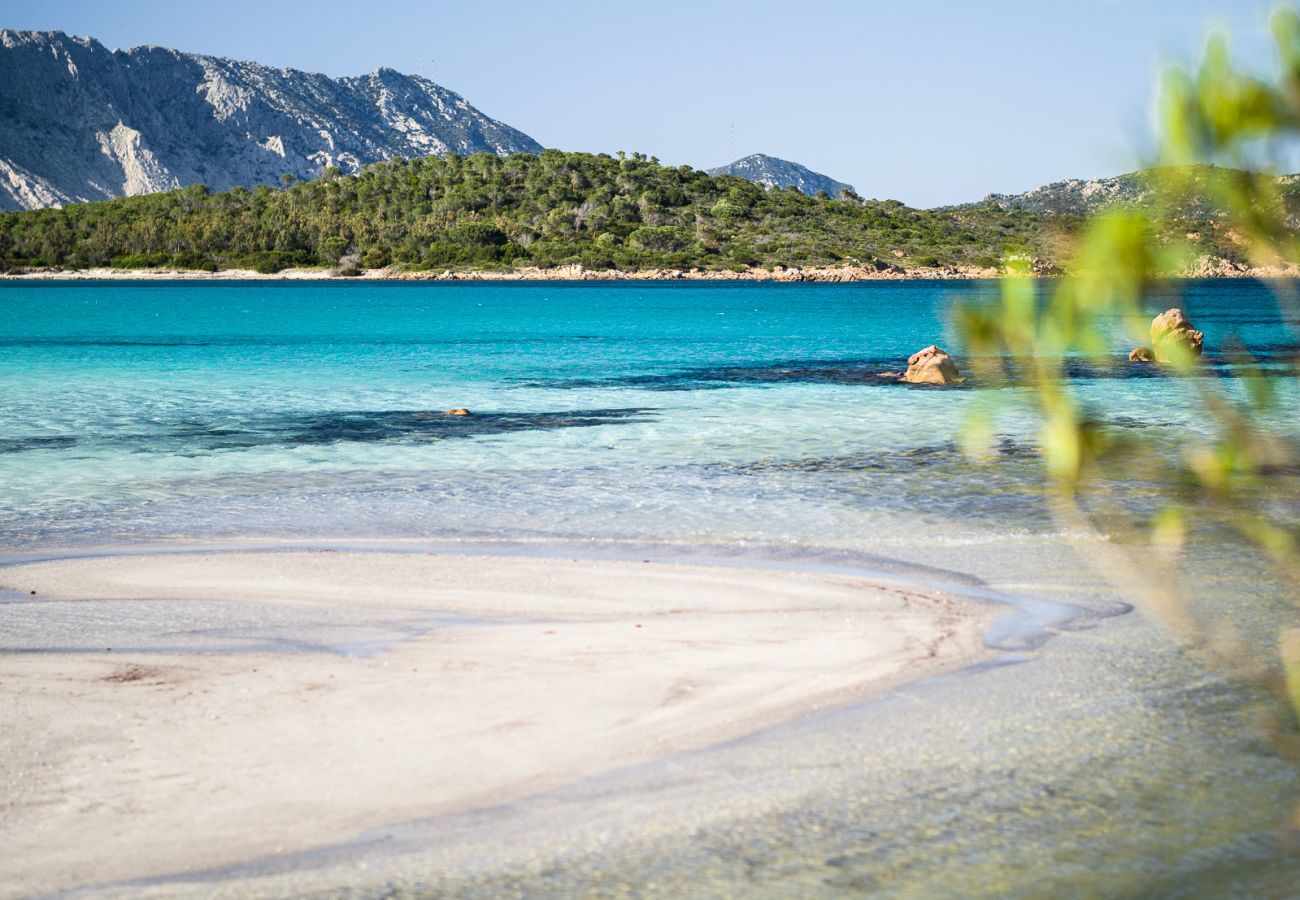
[164, 408, 658, 451]
[703, 439, 1054, 530]
[1102, 416, 1171, 429]
[515, 357, 930, 391]
[515, 347, 1297, 392]
[0, 435, 79, 454]
[4, 409, 658, 457]
[713, 439, 1040, 477]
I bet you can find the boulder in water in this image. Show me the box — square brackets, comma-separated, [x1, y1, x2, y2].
[901, 345, 962, 385]
[1150, 308, 1204, 363]
[1128, 346, 1155, 362]
[443, 408, 472, 416]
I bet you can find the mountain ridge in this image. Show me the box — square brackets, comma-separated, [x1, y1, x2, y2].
[956, 165, 1300, 219]
[0, 29, 541, 211]
[707, 154, 854, 198]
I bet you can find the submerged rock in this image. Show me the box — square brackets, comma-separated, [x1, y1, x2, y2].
[901, 345, 962, 385]
[1128, 346, 1155, 362]
[1150, 308, 1204, 363]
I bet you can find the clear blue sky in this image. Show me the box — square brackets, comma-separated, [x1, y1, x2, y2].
[3, 0, 1280, 206]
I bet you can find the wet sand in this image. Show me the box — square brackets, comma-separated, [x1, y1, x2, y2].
[0, 551, 994, 896]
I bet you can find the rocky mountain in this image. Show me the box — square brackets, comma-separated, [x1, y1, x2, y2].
[707, 154, 855, 198]
[976, 171, 1169, 216]
[971, 166, 1300, 219]
[0, 29, 542, 211]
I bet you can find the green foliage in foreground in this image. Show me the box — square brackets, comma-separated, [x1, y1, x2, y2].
[0, 150, 1076, 273]
[958, 7, 1300, 770]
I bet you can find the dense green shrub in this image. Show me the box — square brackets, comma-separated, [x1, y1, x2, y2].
[110, 253, 170, 269]
[0, 149, 1172, 273]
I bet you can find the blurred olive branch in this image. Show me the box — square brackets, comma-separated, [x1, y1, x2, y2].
[958, 7, 1300, 778]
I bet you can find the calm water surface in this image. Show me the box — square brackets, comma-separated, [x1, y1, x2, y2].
[2, 278, 1295, 553]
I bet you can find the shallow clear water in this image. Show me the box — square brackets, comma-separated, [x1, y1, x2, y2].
[1, 278, 1296, 552]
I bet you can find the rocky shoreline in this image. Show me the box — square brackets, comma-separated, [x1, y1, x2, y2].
[2, 256, 1295, 282]
[0, 263, 997, 282]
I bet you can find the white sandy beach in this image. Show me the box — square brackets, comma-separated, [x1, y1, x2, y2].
[0, 551, 994, 896]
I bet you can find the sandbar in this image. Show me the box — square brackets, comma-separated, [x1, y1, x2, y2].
[0, 550, 995, 895]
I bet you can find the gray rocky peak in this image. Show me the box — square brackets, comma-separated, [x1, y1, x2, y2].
[0, 29, 542, 210]
[707, 153, 855, 198]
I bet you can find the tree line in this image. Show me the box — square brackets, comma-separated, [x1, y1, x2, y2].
[0, 149, 1242, 274]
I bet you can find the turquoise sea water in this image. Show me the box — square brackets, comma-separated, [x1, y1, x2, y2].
[1, 279, 1296, 552]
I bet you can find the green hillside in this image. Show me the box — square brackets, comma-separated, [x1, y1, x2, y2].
[0, 151, 1278, 275]
[0, 150, 1076, 274]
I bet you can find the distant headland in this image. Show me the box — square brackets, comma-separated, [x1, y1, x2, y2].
[2, 151, 1293, 281]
